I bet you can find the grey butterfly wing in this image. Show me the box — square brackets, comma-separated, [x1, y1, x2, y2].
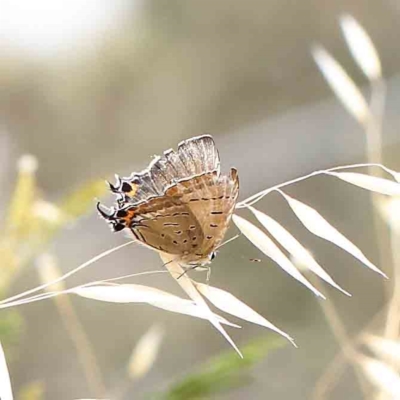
[107, 135, 220, 206]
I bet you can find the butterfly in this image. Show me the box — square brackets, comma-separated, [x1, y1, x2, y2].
[97, 135, 239, 268]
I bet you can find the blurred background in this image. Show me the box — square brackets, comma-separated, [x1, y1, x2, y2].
[0, 1, 400, 399]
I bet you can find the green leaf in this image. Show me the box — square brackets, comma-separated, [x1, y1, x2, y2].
[153, 335, 285, 400]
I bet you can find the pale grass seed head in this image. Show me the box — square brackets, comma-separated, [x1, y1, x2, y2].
[340, 14, 382, 80]
[36, 253, 66, 292]
[312, 45, 371, 126]
[127, 324, 165, 380]
[378, 197, 400, 230]
[32, 200, 64, 224]
[17, 154, 38, 174]
[359, 355, 400, 397]
[365, 335, 400, 366]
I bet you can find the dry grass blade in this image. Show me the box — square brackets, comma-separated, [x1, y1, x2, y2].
[73, 284, 182, 303]
[194, 281, 296, 347]
[72, 284, 239, 327]
[279, 191, 387, 278]
[235, 163, 394, 209]
[0, 341, 13, 400]
[248, 207, 351, 296]
[312, 45, 371, 125]
[159, 253, 243, 358]
[340, 14, 381, 80]
[0, 241, 135, 307]
[359, 356, 400, 397]
[326, 172, 400, 196]
[232, 214, 325, 298]
[128, 324, 164, 380]
[149, 300, 240, 328]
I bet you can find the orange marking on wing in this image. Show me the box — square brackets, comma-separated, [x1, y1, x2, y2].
[123, 208, 136, 225]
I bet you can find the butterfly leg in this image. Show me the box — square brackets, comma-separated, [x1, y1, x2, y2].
[177, 264, 201, 279]
[206, 266, 211, 285]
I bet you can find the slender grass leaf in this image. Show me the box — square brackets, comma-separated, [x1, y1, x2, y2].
[160, 254, 243, 358]
[280, 191, 386, 277]
[327, 171, 400, 196]
[232, 214, 325, 298]
[150, 300, 240, 328]
[194, 281, 296, 346]
[72, 284, 239, 327]
[249, 207, 350, 296]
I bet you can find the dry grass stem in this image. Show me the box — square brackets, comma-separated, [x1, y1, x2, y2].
[37, 254, 106, 398]
[160, 254, 243, 358]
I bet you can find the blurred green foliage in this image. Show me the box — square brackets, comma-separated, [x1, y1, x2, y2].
[0, 156, 108, 395]
[153, 335, 285, 400]
[0, 305, 23, 351]
[17, 380, 45, 400]
[0, 157, 107, 291]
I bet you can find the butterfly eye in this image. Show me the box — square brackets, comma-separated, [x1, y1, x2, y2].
[210, 252, 217, 261]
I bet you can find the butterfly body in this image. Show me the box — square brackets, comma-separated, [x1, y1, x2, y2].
[97, 135, 239, 267]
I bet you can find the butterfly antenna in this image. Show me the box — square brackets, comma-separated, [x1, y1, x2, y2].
[161, 257, 177, 268]
[177, 264, 200, 279]
[215, 234, 240, 250]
